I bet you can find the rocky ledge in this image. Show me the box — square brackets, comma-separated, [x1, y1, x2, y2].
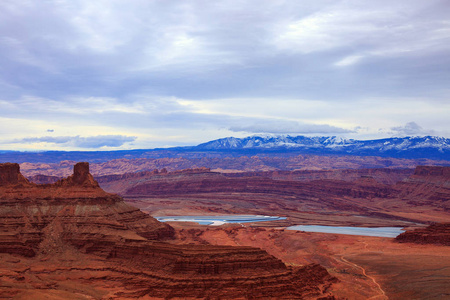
[396, 223, 450, 246]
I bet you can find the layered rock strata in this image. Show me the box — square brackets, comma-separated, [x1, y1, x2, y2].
[0, 162, 174, 258]
[0, 162, 337, 299]
[395, 166, 450, 204]
[96, 166, 449, 225]
[120, 170, 396, 219]
[123, 172, 395, 200]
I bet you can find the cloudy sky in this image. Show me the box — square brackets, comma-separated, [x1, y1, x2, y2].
[1, 0, 449, 150]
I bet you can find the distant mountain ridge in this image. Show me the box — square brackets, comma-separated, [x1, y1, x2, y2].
[0, 135, 449, 163]
[196, 135, 356, 149]
[194, 135, 450, 160]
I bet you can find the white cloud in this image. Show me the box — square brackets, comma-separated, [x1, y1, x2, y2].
[334, 55, 364, 67]
[12, 135, 137, 148]
[274, 0, 450, 60]
[274, 5, 393, 54]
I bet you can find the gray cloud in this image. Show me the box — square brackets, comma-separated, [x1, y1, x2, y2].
[229, 120, 353, 134]
[0, 0, 449, 100]
[14, 135, 136, 148]
[390, 122, 435, 136]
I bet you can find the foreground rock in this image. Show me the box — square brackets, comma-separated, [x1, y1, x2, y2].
[0, 162, 174, 258]
[0, 162, 337, 299]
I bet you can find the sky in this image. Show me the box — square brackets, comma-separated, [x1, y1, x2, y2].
[1, 0, 449, 151]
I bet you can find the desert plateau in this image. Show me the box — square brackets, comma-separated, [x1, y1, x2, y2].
[0, 157, 449, 299]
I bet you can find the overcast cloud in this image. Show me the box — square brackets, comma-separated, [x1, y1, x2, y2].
[390, 122, 435, 137]
[1, 0, 449, 150]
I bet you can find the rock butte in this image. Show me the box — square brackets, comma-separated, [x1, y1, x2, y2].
[0, 162, 337, 299]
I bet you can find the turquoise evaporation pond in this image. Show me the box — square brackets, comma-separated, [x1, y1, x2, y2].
[155, 215, 286, 225]
[286, 225, 405, 238]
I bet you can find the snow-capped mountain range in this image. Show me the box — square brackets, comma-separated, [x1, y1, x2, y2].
[195, 135, 450, 160]
[1, 135, 449, 163]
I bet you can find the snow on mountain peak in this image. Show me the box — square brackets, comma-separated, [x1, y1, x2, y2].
[195, 135, 450, 160]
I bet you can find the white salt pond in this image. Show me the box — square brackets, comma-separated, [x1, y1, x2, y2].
[155, 215, 286, 226]
[286, 225, 405, 238]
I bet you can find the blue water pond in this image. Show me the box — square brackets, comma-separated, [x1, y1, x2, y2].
[286, 225, 405, 238]
[155, 215, 286, 226]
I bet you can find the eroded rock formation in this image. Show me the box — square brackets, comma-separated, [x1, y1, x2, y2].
[0, 162, 338, 299]
[396, 223, 450, 246]
[18, 154, 438, 177]
[95, 166, 448, 225]
[121, 171, 395, 200]
[0, 162, 30, 186]
[118, 169, 397, 220]
[0, 162, 174, 258]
